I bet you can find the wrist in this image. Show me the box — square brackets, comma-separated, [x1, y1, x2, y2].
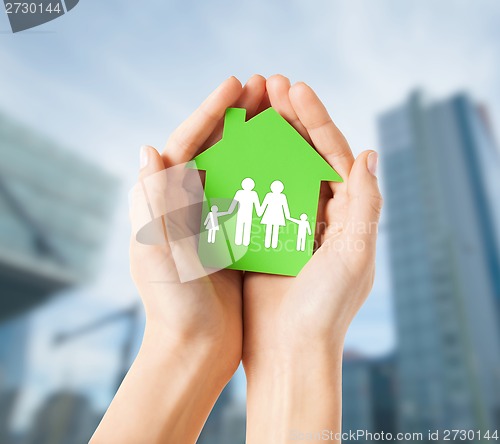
[244, 341, 344, 443]
[243, 326, 346, 370]
[141, 319, 240, 383]
[244, 338, 344, 383]
[93, 318, 237, 444]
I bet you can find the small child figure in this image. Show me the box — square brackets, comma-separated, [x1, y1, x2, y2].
[288, 213, 312, 251]
[204, 205, 222, 244]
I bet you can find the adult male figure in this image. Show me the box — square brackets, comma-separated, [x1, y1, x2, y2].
[225, 177, 262, 246]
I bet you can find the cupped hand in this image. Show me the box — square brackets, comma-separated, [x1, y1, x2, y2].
[129, 75, 268, 378]
[243, 75, 383, 366]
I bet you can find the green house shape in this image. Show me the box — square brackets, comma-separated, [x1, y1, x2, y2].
[190, 107, 342, 276]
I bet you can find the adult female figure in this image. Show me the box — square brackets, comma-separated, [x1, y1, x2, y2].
[259, 180, 291, 249]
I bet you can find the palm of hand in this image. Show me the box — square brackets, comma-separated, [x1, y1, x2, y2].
[243, 181, 358, 357]
[131, 237, 242, 336]
[129, 76, 268, 374]
[243, 77, 381, 361]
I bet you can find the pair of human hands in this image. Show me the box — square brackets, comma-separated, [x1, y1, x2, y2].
[129, 76, 382, 430]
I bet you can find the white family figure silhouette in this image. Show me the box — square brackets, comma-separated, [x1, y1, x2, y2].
[288, 214, 312, 251]
[204, 205, 224, 244]
[206, 178, 310, 251]
[259, 180, 290, 249]
[225, 178, 261, 246]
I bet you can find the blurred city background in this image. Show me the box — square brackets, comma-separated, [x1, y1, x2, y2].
[0, 1, 499, 443]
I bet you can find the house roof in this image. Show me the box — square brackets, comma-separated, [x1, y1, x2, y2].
[191, 107, 342, 182]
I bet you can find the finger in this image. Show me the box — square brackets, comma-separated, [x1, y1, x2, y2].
[345, 150, 383, 251]
[255, 90, 271, 114]
[315, 182, 333, 247]
[163, 76, 242, 166]
[204, 74, 266, 148]
[289, 82, 354, 181]
[235, 74, 267, 118]
[266, 74, 310, 141]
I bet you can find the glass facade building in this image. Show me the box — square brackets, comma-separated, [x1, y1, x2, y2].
[342, 353, 396, 440]
[378, 92, 500, 435]
[0, 111, 118, 442]
[342, 353, 374, 440]
[0, 112, 118, 320]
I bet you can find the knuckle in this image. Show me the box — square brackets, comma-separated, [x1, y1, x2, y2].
[199, 103, 221, 124]
[369, 194, 384, 218]
[168, 132, 197, 157]
[371, 193, 384, 214]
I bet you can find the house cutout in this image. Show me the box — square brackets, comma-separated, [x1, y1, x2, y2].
[190, 107, 342, 276]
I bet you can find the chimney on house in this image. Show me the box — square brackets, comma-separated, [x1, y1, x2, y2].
[223, 108, 247, 139]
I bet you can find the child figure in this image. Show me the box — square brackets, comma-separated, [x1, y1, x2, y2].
[288, 213, 312, 251]
[204, 205, 222, 244]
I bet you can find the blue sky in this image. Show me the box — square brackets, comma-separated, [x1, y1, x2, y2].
[1, 0, 500, 428]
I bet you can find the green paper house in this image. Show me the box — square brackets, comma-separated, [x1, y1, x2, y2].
[191, 107, 342, 276]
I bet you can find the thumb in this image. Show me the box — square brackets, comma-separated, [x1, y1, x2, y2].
[346, 150, 383, 250]
[129, 145, 166, 239]
[139, 145, 165, 180]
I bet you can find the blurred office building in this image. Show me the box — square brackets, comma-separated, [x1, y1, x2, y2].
[342, 352, 397, 441]
[343, 353, 373, 438]
[24, 390, 102, 444]
[0, 112, 118, 443]
[379, 92, 500, 436]
[0, 317, 29, 443]
[198, 383, 246, 444]
[219, 399, 246, 444]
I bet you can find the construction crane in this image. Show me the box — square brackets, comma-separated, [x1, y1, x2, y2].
[53, 302, 142, 392]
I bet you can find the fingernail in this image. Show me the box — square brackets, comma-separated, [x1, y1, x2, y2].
[367, 152, 378, 176]
[140, 145, 150, 169]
